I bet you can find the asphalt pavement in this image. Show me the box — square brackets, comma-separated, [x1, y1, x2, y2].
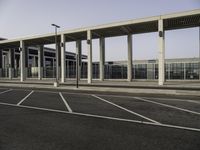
[0, 87, 199, 150]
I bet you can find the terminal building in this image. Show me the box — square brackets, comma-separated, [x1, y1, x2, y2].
[0, 9, 200, 85]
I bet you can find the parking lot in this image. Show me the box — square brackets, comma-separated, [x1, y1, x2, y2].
[0, 87, 199, 150]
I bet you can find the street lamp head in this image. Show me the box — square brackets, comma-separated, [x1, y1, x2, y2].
[51, 24, 60, 28]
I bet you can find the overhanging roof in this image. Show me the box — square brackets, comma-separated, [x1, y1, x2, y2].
[0, 9, 199, 49]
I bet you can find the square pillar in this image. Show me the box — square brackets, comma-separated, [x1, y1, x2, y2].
[87, 30, 92, 84]
[0, 49, 2, 77]
[55, 39, 60, 81]
[25, 47, 29, 78]
[58, 44, 61, 80]
[8, 49, 15, 79]
[76, 40, 82, 81]
[61, 34, 66, 83]
[99, 37, 105, 81]
[20, 41, 26, 81]
[127, 34, 133, 82]
[158, 19, 165, 85]
[38, 45, 44, 80]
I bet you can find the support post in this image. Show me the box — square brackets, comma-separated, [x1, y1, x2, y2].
[61, 34, 66, 83]
[76, 40, 82, 81]
[25, 47, 29, 78]
[127, 34, 133, 82]
[99, 37, 105, 81]
[58, 44, 61, 80]
[87, 30, 92, 84]
[38, 45, 44, 80]
[20, 41, 25, 81]
[8, 49, 14, 79]
[158, 19, 165, 85]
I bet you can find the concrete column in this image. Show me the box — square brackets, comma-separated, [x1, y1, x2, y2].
[25, 47, 29, 78]
[87, 30, 92, 83]
[127, 34, 133, 82]
[61, 34, 66, 83]
[76, 40, 82, 81]
[8, 49, 14, 79]
[58, 44, 61, 80]
[99, 37, 105, 81]
[20, 41, 25, 81]
[158, 19, 165, 85]
[0, 49, 2, 77]
[38, 45, 44, 80]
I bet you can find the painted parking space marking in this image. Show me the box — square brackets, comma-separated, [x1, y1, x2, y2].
[21, 91, 68, 111]
[0, 101, 199, 132]
[17, 90, 34, 105]
[143, 97, 200, 104]
[54, 91, 200, 104]
[0, 89, 32, 104]
[92, 94, 161, 124]
[0, 89, 12, 95]
[61, 93, 146, 121]
[59, 92, 72, 113]
[134, 97, 200, 116]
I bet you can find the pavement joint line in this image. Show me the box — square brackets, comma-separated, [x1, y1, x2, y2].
[134, 97, 200, 116]
[91, 94, 161, 125]
[143, 97, 200, 104]
[0, 102, 200, 132]
[59, 92, 73, 113]
[17, 90, 34, 106]
[0, 89, 12, 95]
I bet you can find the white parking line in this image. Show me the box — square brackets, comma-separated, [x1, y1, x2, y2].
[144, 97, 200, 104]
[0, 89, 12, 95]
[7, 88, 200, 104]
[17, 91, 34, 105]
[92, 93, 200, 104]
[0, 101, 199, 132]
[59, 92, 72, 113]
[92, 94, 161, 124]
[134, 97, 200, 116]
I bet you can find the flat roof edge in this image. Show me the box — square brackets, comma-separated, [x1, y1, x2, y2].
[0, 9, 199, 45]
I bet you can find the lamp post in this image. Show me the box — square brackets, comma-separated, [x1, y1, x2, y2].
[51, 24, 60, 87]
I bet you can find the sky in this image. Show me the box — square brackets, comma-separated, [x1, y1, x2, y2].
[0, 0, 200, 61]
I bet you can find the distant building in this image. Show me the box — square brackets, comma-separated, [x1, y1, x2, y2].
[1, 47, 199, 80]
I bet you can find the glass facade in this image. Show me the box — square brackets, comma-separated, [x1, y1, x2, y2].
[185, 63, 199, 79]
[1, 48, 199, 81]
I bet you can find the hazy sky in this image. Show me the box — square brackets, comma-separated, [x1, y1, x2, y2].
[0, 0, 200, 61]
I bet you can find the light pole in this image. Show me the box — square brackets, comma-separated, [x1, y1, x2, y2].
[76, 53, 79, 88]
[51, 24, 60, 87]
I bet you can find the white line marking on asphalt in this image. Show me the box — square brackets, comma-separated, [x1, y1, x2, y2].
[134, 97, 200, 116]
[91, 94, 161, 124]
[144, 97, 200, 104]
[0, 102, 200, 132]
[0, 89, 12, 95]
[17, 90, 34, 105]
[92, 93, 200, 104]
[6, 88, 200, 104]
[35, 89, 200, 104]
[59, 92, 72, 113]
